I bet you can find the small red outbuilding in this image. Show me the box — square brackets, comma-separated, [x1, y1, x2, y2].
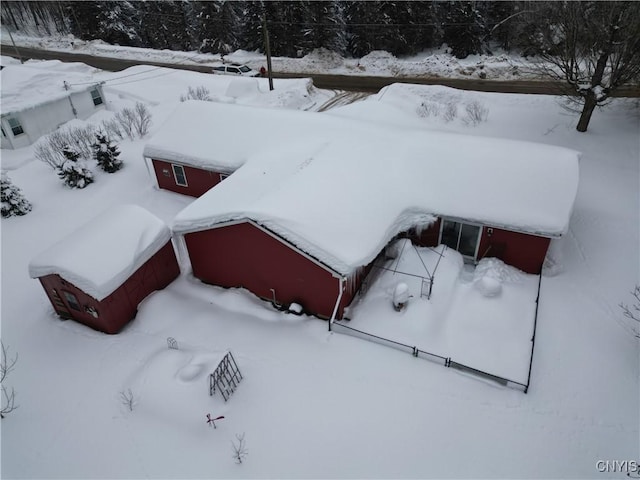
[29, 205, 180, 334]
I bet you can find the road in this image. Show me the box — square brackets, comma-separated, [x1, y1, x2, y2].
[3, 44, 639, 97]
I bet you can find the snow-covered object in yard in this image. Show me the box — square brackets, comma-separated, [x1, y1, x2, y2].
[29, 204, 172, 301]
[169, 101, 580, 277]
[474, 276, 502, 297]
[393, 282, 411, 311]
[1, 61, 106, 149]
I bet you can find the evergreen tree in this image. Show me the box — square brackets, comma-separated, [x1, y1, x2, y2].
[95, 1, 142, 47]
[92, 133, 123, 173]
[440, 1, 486, 59]
[1, 172, 32, 218]
[64, 0, 101, 41]
[57, 145, 94, 189]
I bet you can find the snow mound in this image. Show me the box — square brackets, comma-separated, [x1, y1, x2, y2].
[474, 275, 502, 297]
[226, 78, 259, 98]
[177, 363, 205, 382]
[474, 257, 526, 284]
[301, 48, 344, 69]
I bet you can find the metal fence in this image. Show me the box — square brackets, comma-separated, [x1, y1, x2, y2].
[333, 277, 541, 395]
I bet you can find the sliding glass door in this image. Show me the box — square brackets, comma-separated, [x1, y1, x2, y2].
[440, 220, 481, 258]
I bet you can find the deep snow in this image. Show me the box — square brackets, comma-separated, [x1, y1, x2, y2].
[1, 34, 638, 479]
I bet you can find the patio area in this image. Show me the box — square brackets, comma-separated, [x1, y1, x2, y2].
[338, 241, 540, 387]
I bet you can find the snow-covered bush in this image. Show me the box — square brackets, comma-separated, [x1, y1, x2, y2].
[34, 125, 96, 169]
[114, 108, 136, 140]
[57, 145, 94, 189]
[180, 86, 212, 102]
[115, 102, 152, 139]
[463, 100, 489, 126]
[92, 133, 123, 173]
[1, 172, 32, 218]
[417, 101, 441, 118]
[100, 118, 124, 141]
[442, 100, 458, 122]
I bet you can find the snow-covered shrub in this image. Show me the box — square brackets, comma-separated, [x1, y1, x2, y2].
[463, 100, 489, 126]
[417, 101, 441, 118]
[92, 133, 123, 173]
[114, 108, 136, 140]
[57, 145, 94, 189]
[180, 86, 212, 102]
[133, 102, 152, 137]
[100, 118, 124, 141]
[1, 172, 32, 218]
[115, 102, 152, 139]
[442, 100, 458, 122]
[35, 125, 96, 169]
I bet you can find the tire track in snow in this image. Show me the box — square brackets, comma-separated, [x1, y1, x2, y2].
[316, 91, 371, 112]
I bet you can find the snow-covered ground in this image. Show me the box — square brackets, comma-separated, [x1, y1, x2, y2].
[1, 40, 639, 479]
[3, 31, 537, 81]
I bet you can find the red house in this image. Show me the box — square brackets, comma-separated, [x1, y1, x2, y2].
[143, 100, 380, 197]
[169, 103, 580, 320]
[29, 205, 180, 334]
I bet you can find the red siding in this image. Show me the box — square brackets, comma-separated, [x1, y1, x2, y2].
[37, 241, 180, 334]
[409, 218, 441, 247]
[477, 227, 550, 274]
[185, 222, 348, 319]
[151, 159, 225, 198]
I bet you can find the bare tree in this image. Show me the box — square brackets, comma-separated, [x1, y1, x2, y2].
[1, 341, 18, 419]
[531, 1, 640, 132]
[120, 388, 136, 411]
[620, 285, 640, 338]
[231, 433, 248, 464]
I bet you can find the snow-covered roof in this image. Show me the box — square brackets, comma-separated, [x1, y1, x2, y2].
[167, 101, 580, 276]
[29, 205, 172, 301]
[1, 62, 102, 115]
[142, 100, 375, 173]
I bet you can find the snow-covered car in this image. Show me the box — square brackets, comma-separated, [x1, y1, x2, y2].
[211, 64, 260, 77]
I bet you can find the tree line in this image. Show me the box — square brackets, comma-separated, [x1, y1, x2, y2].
[2, 1, 639, 132]
[0, 1, 574, 59]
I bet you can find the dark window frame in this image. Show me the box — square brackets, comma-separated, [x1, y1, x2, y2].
[90, 88, 103, 106]
[7, 117, 24, 136]
[172, 164, 188, 187]
[62, 290, 82, 312]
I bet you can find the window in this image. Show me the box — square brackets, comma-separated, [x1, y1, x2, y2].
[227, 67, 240, 74]
[7, 117, 24, 136]
[440, 220, 481, 258]
[90, 88, 103, 106]
[172, 164, 188, 186]
[239, 66, 251, 73]
[62, 291, 82, 312]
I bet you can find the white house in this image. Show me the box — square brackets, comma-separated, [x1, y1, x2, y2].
[1, 62, 106, 149]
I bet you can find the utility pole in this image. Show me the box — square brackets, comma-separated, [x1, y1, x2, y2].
[262, 14, 273, 91]
[3, 25, 24, 64]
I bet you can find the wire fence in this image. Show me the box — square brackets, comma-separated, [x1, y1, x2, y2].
[333, 271, 543, 393]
